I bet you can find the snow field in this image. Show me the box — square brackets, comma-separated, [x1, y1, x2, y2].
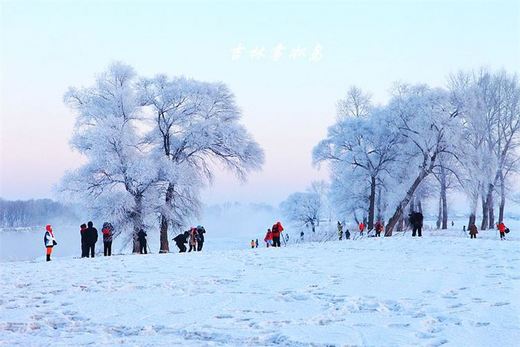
[0, 235, 519, 346]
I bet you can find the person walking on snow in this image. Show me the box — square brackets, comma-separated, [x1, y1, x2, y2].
[137, 229, 148, 254]
[345, 229, 350, 240]
[337, 221, 343, 240]
[469, 224, 478, 239]
[358, 222, 365, 237]
[173, 231, 189, 253]
[497, 222, 507, 240]
[188, 227, 198, 252]
[102, 222, 114, 256]
[80, 223, 88, 258]
[409, 212, 423, 237]
[85, 221, 98, 257]
[44, 224, 57, 261]
[264, 229, 273, 247]
[196, 225, 206, 251]
[271, 221, 284, 247]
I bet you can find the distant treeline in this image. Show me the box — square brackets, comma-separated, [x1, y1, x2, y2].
[0, 198, 77, 228]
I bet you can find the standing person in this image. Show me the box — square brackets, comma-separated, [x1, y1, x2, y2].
[463, 225, 466, 233]
[345, 229, 350, 240]
[300, 231, 304, 241]
[173, 231, 189, 253]
[358, 222, 365, 237]
[80, 223, 88, 258]
[264, 229, 273, 247]
[409, 212, 424, 237]
[497, 222, 507, 240]
[469, 224, 478, 239]
[271, 221, 284, 247]
[86, 221, 98, 257]
[102, 222, 114, 256]
[374, 220, 383, 237]
[137, 229, 148, 254]
[188, 227, 198, 252]
[337, 221, 343, 240]
[255, 239, 259, 248]
[250, 240, 255, 248]
[196, 225, 206, 251]
[44, 224, 57, 262]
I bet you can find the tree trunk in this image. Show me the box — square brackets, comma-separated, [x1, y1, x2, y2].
[385, 169, 428, 236]
[417, 198, 423, 214]
[376, 186, 383, 222]
[480, 194, 488, 230]
[488, 186, 495, 229]
[397, 216, 404, 231]
[467, 192, 478, 228]
[436, 195, 442, 229]
[159, 183, 174, 253]
[440, 166, 448, 229]
[367, 176, 376, 230]
[499, 172, 505, 223]
[131, 195, 144, 253]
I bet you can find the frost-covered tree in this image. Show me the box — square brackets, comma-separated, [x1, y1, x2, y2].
[61, 63, 162, 251]
[61, 63, 264, 253]
[138, 76, 264, 252]
[314, 98, 400, 230]
[383, 84, 460, 235]
[450, 69, 520, 229]
[281, 190, 322, 232]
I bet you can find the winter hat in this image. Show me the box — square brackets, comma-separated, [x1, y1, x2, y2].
[46, 224, 52, 232]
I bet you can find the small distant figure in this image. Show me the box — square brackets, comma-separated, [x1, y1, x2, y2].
[300, 231, 304, 241]
[374, 220, 384, 237]
[264, 229, 273, 247]
[409, 212, 423, 237]
[497, 222, 507, 240]
[337, 221, 343, 240]
[196, 225, 206, 251]
[251, 240, 255, 248]
[80, 223, 88, 258]
[137, 229, 148, 254]
[469, 224, 478, 239]
[345, 229, 350, 240]
[44, 224, 57, 262]
[285, 234, 289, 243]
[255, 239, 259, 248]
[173, 231, 189, 253]
[102, 222, 114, 256]
[86, 221, 98, 257]
[358, 222, 365, 237]
[451, 221, 454, 227]
[271, 221, 284, 247]
[188, 227, 198, 252]
[463, 225, 466, 233]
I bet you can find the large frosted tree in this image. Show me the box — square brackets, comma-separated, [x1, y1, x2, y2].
[61, 63, 264, 253]
[138, 75, 264, 252]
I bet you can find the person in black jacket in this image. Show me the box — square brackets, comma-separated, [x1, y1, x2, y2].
[137, 229, 147, 254]
[409, 212, 424, 237]
[80, 223, 88, 258]
[102, 222, 114, 256]
[196, 225, 206, 251]
[86, 221, 98, 257]
[173, 231, 189, 253]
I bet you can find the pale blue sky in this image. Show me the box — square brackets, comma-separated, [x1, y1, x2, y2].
[1, 0, 519, 204]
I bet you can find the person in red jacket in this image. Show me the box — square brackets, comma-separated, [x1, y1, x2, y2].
[359, 222, 365, 237]
[497, 222, 506, 240]
[264, 229, 273, 247]
[271, 221, 284, 247]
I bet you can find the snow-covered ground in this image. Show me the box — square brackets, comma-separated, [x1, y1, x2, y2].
[1, 233, 519, 346]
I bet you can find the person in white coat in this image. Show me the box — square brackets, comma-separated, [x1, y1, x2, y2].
[44, 224, 57, 261]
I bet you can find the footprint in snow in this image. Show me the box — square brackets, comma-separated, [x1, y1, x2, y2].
[491, 302, 510, 307]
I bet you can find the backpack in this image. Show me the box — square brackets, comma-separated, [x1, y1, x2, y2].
[505, 228, 510, 234]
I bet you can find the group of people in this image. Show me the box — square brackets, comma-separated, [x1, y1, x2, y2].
[263, 221, 285, 247]
[79, 221, 115, 257]
[172, 225, 206, 253]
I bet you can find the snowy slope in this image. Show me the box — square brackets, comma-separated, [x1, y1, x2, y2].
[1, 236, 519, 346]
